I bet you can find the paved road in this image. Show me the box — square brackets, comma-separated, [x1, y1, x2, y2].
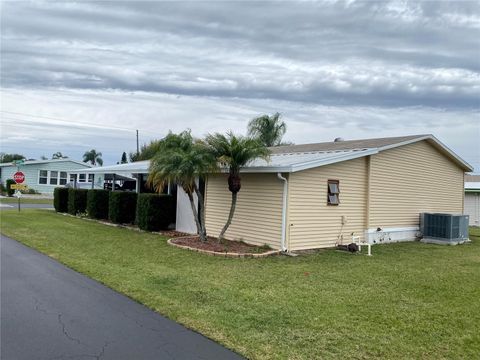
[1, 235, 243, 360]
[0, 202, 54, 210]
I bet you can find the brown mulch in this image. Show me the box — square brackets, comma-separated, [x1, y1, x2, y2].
[171, 236, 272, 254]
[158, 230, 192, 238]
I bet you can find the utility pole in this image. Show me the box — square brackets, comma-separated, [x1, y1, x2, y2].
[136, 129, 139, 157]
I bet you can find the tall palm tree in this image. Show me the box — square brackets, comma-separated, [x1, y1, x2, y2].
[83, 149, 103, 166]
[247, 112, 287, 147]
[205, 132, 269, 240]
[147, 131, 216, 241]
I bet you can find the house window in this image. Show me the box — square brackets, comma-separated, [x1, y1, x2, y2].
[39, 170, 48, 184]
[59, 172, 68, 185]
[79, 174, 86, 182]
[88, 174, 94, 182]
[50, 171, 58, 185]
[327, 180, 340, 205]
[70, 174, 77, 182]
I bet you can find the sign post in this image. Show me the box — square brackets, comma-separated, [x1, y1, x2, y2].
[12, 171, 26, 212]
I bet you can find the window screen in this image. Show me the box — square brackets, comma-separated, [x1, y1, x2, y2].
[327, 180, 340, 205]
[59, 172, 68, 185]
[39, 170, 48, 184]
[50, 171, 58, 185]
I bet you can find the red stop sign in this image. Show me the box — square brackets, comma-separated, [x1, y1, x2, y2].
[13, 171, 25, 184]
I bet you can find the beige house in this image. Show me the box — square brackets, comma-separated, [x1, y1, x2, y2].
[204, 134, 473, 251]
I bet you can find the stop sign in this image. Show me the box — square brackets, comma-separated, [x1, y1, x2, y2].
[13, 171, 25, 184]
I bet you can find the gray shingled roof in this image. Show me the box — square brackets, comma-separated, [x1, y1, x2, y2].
[269, 134, 428, 154]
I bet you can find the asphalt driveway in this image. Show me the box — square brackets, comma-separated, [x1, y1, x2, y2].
[1, 234, 243, 360]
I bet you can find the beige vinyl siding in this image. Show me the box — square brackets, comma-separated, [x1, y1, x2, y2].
[288, 157, 367, 250]
[369, 140, 464, 228]
[204, 173, 283, 248]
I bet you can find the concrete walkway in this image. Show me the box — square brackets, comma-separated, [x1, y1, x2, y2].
[1, 234, 243, 360]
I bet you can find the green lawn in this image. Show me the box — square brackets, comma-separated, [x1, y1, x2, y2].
[0, 197, 53, 205]
[1, 210, 479, 359]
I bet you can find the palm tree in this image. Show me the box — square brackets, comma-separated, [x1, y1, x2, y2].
[247, 112, 287, 147]
[52, 152, 67, 159]
[83, 149, 103, 166]
[205, 132, 269, 240]
[147, 131, 216, 241]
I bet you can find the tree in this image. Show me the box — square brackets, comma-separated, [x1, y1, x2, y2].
[121, 152, 128, 164]
[52, 152, 67, 159]
[129, 140, 164, 162]
[147, 131, 215, 241]
[247, 112, 288, 147]
[205, 132, 269, 240]
[0, 153, 25, 163]
[83, 149, 103, 166]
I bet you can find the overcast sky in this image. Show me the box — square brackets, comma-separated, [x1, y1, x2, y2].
[1, 0, 479, 170]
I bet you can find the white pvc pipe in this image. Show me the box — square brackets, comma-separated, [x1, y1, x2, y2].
[277, 173, 288, 252]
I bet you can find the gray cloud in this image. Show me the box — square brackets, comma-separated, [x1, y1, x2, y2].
[0, 1, 479, 169]
[2, 1, 479, 108]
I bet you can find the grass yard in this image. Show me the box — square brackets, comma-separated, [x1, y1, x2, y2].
[0, 197, 53, 205]
[1, 210, 479, 359]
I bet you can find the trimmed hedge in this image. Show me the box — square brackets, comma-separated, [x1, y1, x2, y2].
[6, 179, 15, 197]
[87, 189, 109, 220]
[109, 191, 137, 224]
[68, 188, 88, 215]
[136, 194, 176, 231]
[54, 187, 69, 212]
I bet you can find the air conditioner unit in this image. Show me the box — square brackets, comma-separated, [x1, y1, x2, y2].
[419, 213, 469, 245]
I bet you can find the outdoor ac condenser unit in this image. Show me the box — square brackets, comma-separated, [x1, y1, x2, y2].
[419, 213, 469, 245]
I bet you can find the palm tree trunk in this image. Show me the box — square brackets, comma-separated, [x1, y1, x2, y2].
[193, 183, 207, 240]
[219, 191, 237, 241]
[186, 191, 206, 242]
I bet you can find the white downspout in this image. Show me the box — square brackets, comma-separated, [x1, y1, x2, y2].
[277, 172, 288, 252]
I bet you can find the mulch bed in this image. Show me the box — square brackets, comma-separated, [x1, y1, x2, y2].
[171, 236, 272, 254]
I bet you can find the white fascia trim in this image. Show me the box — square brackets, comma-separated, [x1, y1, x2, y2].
[240, 148, 379, 174]
[290, 148, 378, 172]
[378, 134, 473, 172]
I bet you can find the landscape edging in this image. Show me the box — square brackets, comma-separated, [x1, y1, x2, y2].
[167, 237, 281, 258]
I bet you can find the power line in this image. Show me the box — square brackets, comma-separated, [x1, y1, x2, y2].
[0, 110, 166, 137]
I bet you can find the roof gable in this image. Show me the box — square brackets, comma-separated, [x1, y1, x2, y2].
[0, 159, 91, 168]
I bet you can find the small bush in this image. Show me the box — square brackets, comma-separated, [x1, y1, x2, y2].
[21, 188, 40, 194]
[0, 183, 7, 195]
[68, 188, 88, 215]
[87, 189, 110, 220]
[109, 191, 137, 224]
[54, 187, 69, 212]
[6, 179, 15, 197]
[136, 194, 176, 231]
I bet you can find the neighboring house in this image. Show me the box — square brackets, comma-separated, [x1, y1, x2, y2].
[204, 134, 473, 251]
[0, 159, 92, 194]
[465, 174, 480, 227]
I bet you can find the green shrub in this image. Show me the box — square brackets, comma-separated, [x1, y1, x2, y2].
[87, 189, 110, 220]
[136, 194, 176, 231]
[0, 183, 7, 195]
[6, 179, 15, 197]
[68, 188, 88, 215]
[108, 191, 137, 224]
[21, 188, 40, 194]
[54, 187, 69, 212]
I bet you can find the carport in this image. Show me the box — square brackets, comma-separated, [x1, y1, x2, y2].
[69, 161, 197, 234]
